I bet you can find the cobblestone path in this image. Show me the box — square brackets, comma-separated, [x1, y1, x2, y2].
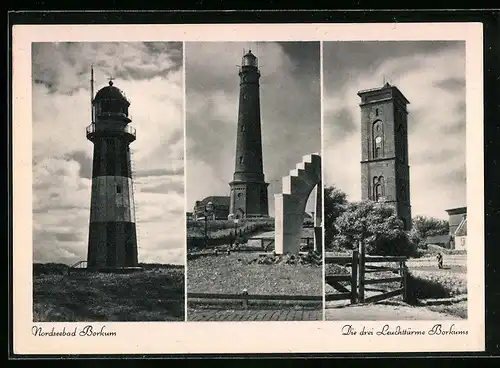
[188, 309, 322, 321]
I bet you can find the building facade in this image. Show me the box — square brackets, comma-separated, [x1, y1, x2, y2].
[359, 83, 412, 230]
[194, 196, 230, 220]
[228, 50, 269, 219]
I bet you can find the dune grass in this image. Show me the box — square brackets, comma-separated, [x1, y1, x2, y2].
[33, 265, 185, 322]
[187, 252, 322, 296]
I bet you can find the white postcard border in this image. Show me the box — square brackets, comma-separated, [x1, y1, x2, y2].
[13, 22, 484, 355]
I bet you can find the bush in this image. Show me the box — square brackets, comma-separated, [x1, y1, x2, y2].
[405, 270, 467, 304]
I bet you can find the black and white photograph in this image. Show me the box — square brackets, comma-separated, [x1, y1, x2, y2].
[322, 41, 468, 321]
[13, 22, 484, 355]
[185, 41, 323, 321]
[31, 42, 186, 322]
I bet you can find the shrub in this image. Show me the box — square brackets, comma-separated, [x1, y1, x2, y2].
[406, 270, 467, 304]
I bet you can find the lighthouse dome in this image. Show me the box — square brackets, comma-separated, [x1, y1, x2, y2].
[242, 50, 258, 67]
[92, 80, 130, 121]
[94, 80, 130, 105]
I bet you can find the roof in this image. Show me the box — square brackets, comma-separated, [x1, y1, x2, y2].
[197, 196, 230, 207]
[357, 82, 410, 104]
[424, 235, 451, 244]
[94, 81, 129, 104]
[242, 50, 258, 67]
[455, 217, 467, 236]
[445, 206, 467, 216]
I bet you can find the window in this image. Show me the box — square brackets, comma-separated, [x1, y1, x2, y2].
[374, 184, 382, 201]
[116, 184, 122, 194]
[372, 120, 383, 159]
[241, 124, 245, 132]
[239, 156, 244, 164]
[375, 108, 379, 116]
[373, 176, 385, 201]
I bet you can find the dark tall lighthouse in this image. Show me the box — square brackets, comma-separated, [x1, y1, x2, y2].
[86, 77, 139, 269]
[229, 50, 269, 219]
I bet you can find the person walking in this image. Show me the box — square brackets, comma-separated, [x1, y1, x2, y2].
[436, 252, 443, 269]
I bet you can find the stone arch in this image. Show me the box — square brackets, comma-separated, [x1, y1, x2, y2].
[275, 153, 322, 254]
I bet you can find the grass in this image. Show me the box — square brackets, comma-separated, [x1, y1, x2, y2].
[187, 252, 322, 296]
[33, 264, 185, 322]
[426, 300, 468, 319]
[406, 269, 467, 301]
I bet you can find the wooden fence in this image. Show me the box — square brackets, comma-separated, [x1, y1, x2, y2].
[187, 291, 322, 309]
[325, 242, 408, 305]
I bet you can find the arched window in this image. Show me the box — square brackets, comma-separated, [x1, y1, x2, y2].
[372, 120, 383, 159]
[374, 184, 382, 201]
[373, 175, 385, 202]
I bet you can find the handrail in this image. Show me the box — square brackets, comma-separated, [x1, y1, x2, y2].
[86, 123, 136, 138]
[70, 260, 87, 269]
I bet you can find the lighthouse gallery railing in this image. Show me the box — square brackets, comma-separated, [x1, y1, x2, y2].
[86, 123, 136, 139]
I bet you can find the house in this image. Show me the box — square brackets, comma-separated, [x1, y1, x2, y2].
[454, 214, 467, 251]
[445, 206, 467, 251]
[193, 196, 230, 220]
[423, 234, 452, 248]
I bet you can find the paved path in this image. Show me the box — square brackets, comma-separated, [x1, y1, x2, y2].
[188, 309, 322, 321]
[325, 304, 462, 321]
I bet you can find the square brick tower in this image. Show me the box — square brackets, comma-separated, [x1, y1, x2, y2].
[358, 82, 412, 230]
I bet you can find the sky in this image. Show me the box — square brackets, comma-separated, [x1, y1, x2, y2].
[323, 41, 466, 220]
[185, 42, 321, 216]
[32, 42, 185, 265]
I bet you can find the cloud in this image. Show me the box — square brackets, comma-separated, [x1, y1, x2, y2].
[323, 41, 466, 219]
[185, 42, 321, 215]
[32, 42, 185, 265]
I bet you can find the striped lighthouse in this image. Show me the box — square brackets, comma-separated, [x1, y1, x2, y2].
[86, 75, 139, 270]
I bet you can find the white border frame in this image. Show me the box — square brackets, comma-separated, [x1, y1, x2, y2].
[13, 22, 484, 354]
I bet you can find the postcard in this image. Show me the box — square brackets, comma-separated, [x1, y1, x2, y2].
[12, 22, 484, 355]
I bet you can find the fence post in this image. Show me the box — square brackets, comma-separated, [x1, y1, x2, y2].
[402, 261, 408, 303]
[242, 289, 249, 310]
[358, 241, 365, 303]
[351, 250, 359, 304]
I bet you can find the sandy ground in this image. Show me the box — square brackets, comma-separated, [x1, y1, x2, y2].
[325, 303, 461, 321]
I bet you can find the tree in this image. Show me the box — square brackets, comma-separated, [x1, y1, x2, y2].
[323, 185, 348, 249]
[334, 200, 415, 256]
[410, 216, 449, 248]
